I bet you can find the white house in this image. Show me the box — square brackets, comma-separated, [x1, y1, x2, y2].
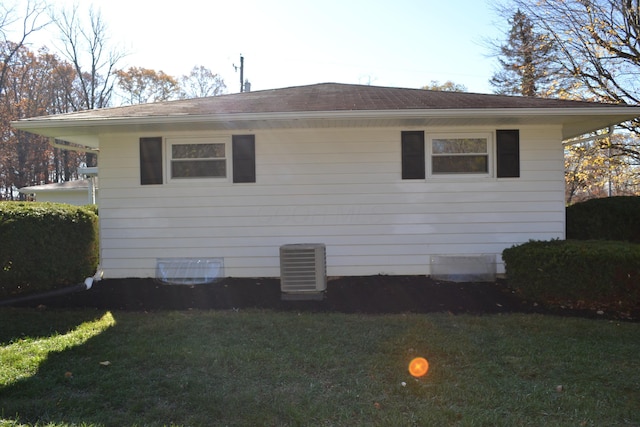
[12, 83, 640, 283]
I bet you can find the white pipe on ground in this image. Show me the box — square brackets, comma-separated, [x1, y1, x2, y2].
[84, 268, 103, 290]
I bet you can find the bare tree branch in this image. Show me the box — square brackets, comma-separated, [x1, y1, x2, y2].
[0, 0, 50, 97]
[179, 65, 227, 99]
[53, 3, 125, 109]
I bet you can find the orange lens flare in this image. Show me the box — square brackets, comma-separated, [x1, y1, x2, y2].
[408, 357, 429, 377]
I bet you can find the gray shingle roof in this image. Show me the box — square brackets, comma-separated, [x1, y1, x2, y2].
[13, 83, 640, 142]
[28, 82, 629, 121]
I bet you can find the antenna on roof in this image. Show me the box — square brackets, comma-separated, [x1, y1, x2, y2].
[233, 54, 249, 93]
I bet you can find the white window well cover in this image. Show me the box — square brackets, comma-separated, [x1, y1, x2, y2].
[156, 258, 224, 285]
[430, 255, 496, 282]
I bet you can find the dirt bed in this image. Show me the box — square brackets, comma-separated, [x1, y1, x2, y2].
[5, 275, 636, 320]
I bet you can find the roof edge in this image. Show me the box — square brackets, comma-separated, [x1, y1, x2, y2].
[13, 107, 640, 130]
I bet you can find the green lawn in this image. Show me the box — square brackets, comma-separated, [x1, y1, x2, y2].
[1, 308, 638, 426]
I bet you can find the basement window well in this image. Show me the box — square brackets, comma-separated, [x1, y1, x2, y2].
[156, 258, 224, 285]
[430, 255, 496, 282]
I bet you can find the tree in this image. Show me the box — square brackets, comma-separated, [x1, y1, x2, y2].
[506, 0, 640, 109]
[0, 44, 72, 198]
[499, 0, 640, 199]
[0, 34, 92, 199]
[421, 80, 467, 92]
[179, 65, 226, 99]
[38, 48, 85, 183]
[116, 67, 179, 105]
[52, 4, 126, 167]
[0, 0, 49, 97]
[490, 9, 560, 97]
[53, 4, 124, 110]
[565, 133, 640, 204]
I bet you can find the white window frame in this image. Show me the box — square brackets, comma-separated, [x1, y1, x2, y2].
[427, 132, 493, 178]
[166, 137, 229, 182]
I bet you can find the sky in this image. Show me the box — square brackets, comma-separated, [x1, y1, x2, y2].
[16, 0, 507, 95]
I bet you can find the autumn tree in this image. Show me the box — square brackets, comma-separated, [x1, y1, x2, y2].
[507, 0, 640, 115]
[39, 49, 86, 183]
[0, 44, 64, 198]
[497, 0, 640, 199]
[179, 65, 226, 98]
[0, 0, 50, 97]
[490, 9, 560, 97]
[52, 4, 125, 167]
[116, 67, 180, 105]
[0, 43, 89, 199]
[422, 80, 467, 92]
[565, 133, 640, 204]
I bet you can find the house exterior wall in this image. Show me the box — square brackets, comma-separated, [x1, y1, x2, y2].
[96, 125, 565, 279]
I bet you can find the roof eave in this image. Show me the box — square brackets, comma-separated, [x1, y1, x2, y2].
[12, 107, 640, 141]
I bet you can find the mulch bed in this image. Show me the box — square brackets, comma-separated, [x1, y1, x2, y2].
[3, 275, 636, 320]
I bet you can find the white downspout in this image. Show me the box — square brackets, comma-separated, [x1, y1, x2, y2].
[87, 176, 96, 205]
[84, 267, 104, 290]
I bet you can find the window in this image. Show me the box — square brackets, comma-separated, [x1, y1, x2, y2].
[401, 130, 519, 180]
[430, 134, 491, 175]
[401, 131, 425, 179]
[168, 139, 227, 179]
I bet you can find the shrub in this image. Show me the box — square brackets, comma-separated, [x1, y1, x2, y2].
[0, 202, 99, 298]
[502, 239, 640, 312]
[566, 196, 640, 242]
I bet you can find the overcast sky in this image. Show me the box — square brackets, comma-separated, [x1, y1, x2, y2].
[19, 0, 507, 94]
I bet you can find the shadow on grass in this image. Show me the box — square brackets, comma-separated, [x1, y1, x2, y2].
[2, 309, 640, 426]
[2, 310, 312, 426]
[1, 310, 124, 426]
[3, 309, 419, 426]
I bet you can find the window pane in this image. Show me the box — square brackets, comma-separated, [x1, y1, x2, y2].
[172, 143, 225, 159]
[171, 160, 226, 178]
[432, 155, 488, 173]
[432, 138, 487, 154]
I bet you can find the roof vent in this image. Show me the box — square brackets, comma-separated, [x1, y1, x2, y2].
[280, 244, 326, 300]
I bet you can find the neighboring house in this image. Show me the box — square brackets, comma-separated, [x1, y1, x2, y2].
[18, 176, 98, 206]
[12, 83, 640, 282]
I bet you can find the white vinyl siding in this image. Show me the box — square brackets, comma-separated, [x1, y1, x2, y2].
[96, 126, 564, 279]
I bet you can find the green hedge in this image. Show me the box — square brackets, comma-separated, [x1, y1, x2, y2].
[502, 239, 640, 312]
[566, 196, 640, 242]
[0, 202, 99, 298]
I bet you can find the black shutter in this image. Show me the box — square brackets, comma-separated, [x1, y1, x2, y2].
[496, 130, 520, 178]
[232, 135, 256, 183]
[140, 137, 163, 185]
[401, 131, 425, 179]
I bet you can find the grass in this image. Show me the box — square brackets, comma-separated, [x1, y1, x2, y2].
[0, 309, 639, 426]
